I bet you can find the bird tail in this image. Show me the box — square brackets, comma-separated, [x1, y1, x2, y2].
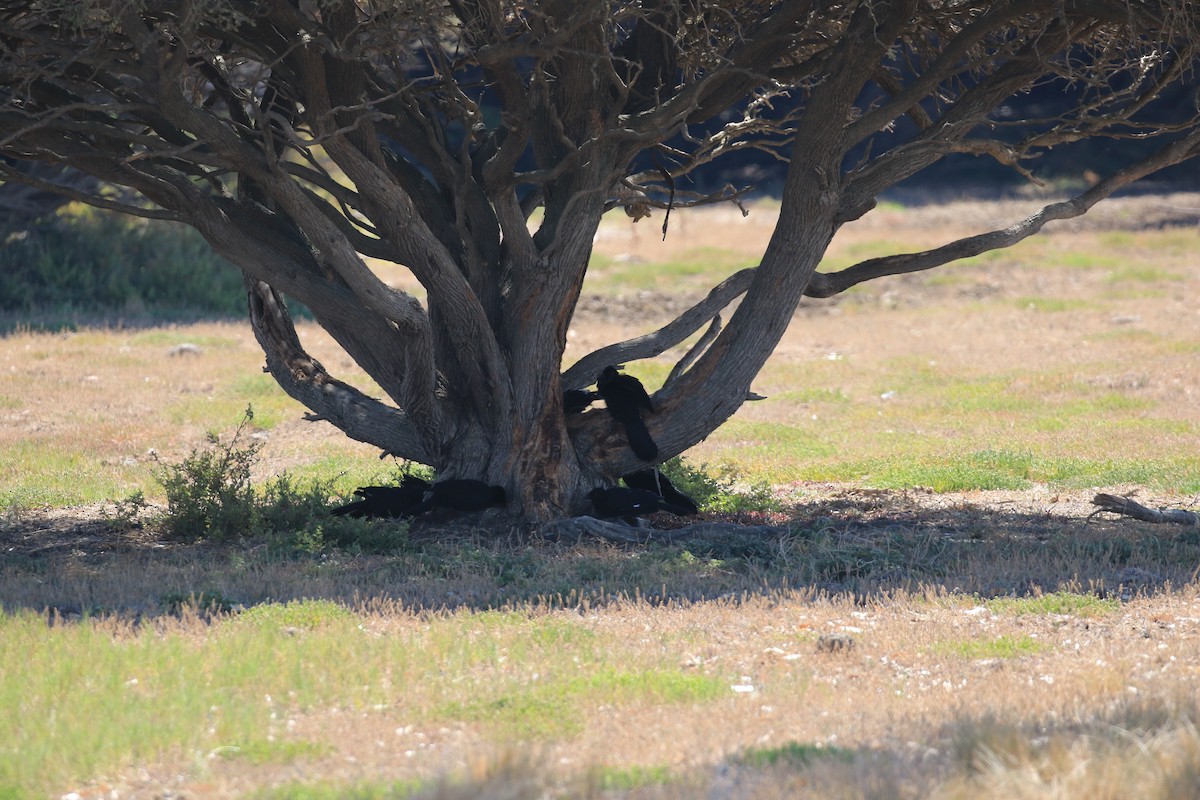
[657, 499, 695, 517]
[623, 417, 659, 462]
[329, 500, 366, 517]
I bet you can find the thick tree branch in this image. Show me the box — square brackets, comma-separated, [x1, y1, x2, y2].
[1090, 494, 1200, 526]
[246, 279, 431, 464]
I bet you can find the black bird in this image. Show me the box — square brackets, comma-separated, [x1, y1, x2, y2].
[589, 486, 693, 519]
[596, 365, 658, 461]
[330, 475, 430, 518]
[563, 388, 599, 414]
[407, 479, 508, 516]
[621, 469, 699, 515]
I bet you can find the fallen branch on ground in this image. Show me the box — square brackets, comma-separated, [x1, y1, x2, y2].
[1090, 494, 1200, 526]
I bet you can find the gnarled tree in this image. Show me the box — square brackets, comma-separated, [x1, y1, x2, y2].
[1, 1, 1198, 521]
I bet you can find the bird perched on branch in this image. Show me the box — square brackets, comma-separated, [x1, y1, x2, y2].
[563, 388, 599, 414]
[330, 475, 430, 518]
[597, 365, 658, 461]
[589, 486, 693, 519]
[621, 469, 699, 515]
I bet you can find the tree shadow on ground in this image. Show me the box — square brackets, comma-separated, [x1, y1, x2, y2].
[1, 488, 1197, 619]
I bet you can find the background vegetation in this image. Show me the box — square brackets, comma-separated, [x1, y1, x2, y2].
[0, 208, 247, 328]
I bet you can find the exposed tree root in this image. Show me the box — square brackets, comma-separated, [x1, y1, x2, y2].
[537, 515, 783, 544]
[1090, 494, 1200, 526]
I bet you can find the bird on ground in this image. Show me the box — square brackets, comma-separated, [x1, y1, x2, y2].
[563, 388, 599, 414]
[596, 365, 658, 461]
[330, 475, 431, 518]
[406, 478, 508, 516]
[621, 469, 699, 515]
[588, 486, 693, 519]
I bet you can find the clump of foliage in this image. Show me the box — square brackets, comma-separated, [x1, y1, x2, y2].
[153, 407, 263, 542]
[150, 407, 409, 553]
[159, 588, 240, 615]
[660, 457, 779, 514]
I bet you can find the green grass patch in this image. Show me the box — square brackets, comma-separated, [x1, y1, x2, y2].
[0, 596, 729, 797]
[590, 764, 675, 791]
[772, 387, 850, 405]
[866, 449, 1035, 492]
[1107, 265, 1183, 283]
[587, 247, 748, 292]
[1014, 296, 1094, 313]
[736, 740, 855, 769]
[719, 421, 839, 461]
[126, 330, 242, 349]
[235, 598, 355, 630]
[933, 634, 1046, 659]
[0, 440, 132, 510]
[436, 665, 725, 738]
[165, 374, 296, 430]
[250, 778, 428, 800]
[984, 591, 1120, 618]
[817, 239, 915, 273]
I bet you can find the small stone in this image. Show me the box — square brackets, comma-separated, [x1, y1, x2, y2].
[817, 632, 855, 653]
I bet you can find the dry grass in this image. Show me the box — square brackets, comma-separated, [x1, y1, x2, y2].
[19, 588, 1200, 800]
[3, 194, 1200, 799]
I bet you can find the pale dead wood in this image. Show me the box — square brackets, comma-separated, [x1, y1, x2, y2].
[1090, 494, 1200, 526]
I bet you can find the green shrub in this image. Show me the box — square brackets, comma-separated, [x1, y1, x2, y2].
[153, 408, 262, 542]
[150, 407, 410, 553]
[0, 209, 247, 320]
[159, 588, 240, 614]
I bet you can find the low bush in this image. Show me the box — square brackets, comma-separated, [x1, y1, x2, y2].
[148, 407, 410, 553]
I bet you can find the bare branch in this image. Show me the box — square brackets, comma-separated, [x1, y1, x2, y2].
[562, 268, 754, 389]
[1090, 494, 1200, 526]
[666, 313, 722, 386]
[807, 126, 1200, 299]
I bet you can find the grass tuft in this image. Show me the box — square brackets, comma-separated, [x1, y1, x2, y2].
[984, 591, 1120, 617]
